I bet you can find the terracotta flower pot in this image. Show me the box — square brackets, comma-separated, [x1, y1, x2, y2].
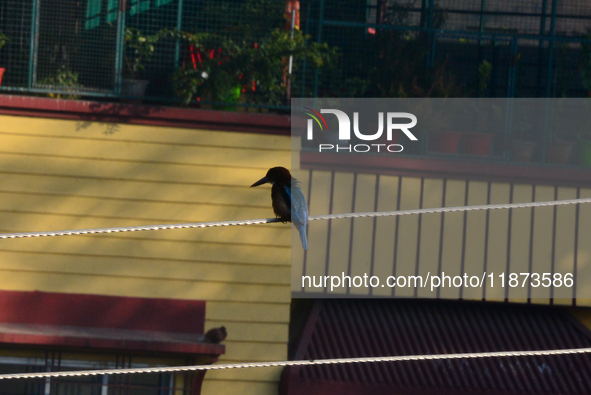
[510, 140, 537, 162]
[462, 132, 493, 155]
[546, 140, 574, 165]
[121, 79, 149, 97]
[429, 132, 462, 154]
[578, 139, 591, 167]
[0, 68, 5, 86]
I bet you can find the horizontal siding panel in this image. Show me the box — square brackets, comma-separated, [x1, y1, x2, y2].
[0, 270, 290, 304]
[0, 134, 287, 169]
[206, 301, 290, 323]
[0, 193, 276, 224]
[219, 342, 286, 362]
[0, 251, 290, 284]
[0, 236, 290, 265]
[202, 380, 278, 395]
[0, 154, 290, 187]
[204, 367, 283, 383]
[0, 174, 281, 209]
[0, 115, 290, 150]
[203, 322, 288, 343]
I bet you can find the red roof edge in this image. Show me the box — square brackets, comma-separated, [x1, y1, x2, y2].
[0, 95, 291, 135]
[0, 289, 224, 356]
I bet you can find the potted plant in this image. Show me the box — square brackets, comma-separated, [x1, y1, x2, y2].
[577, 128, 591, 167]
[122, 27, 160, 97]
[543, 121, 575, 165]
[0, 33, 8, 86]
[167, 28, 337, 108]
[509, 113, 537, 162]
[461, 102, 501, 157]
[37, 65, 82, 99]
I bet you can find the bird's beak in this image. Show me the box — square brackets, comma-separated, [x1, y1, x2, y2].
[251, 176, 270, 187]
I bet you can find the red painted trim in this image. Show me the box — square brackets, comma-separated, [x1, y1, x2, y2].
[0, 290, 205, 333]
[0, 290, 225, 356]
[301, 151, 591, 188]
[0, 332, 224, 355]
[0, 95, 291, 135]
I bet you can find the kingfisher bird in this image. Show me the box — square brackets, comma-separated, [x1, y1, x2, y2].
[251, 167, 308, 250]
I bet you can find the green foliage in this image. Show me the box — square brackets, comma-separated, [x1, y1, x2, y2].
[362, 30, 462, 98]
[189, 0, 285, 43]
[37, 65, 82, 99]
[0, 33, 7, 50]
[124, 27, 161, 79]
[164, 28, 338, 105]
[478, 60, 492, 97]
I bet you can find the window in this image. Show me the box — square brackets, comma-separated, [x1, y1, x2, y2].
[0, 351, 195, 395]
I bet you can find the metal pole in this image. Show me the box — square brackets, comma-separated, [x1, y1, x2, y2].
[507, 38, 518, 98]
[537, 0, 548, 97]
[174, 0, 183, 69]
[545, 0, 558, 98]
[301, 1, 311, 97]
[313, 0, 325, 100]
[114, 0, 127, 95]
[28, 0, 41, 89]
[287, 8, 296, 102]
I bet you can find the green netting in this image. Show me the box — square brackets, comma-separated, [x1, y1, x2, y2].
[0, 0, 590, 103]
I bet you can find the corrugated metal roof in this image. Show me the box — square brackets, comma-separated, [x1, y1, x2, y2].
[281, 300, 591, 395]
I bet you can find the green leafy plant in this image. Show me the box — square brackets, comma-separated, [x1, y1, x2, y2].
[165, 28, 338, 106]
[478, 60, 492, 97]
[124, 28, 161, 79]
[37, 65, 82, 99]
[0, 33, 8, 50]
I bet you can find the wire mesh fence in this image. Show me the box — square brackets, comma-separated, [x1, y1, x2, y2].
[1, 0, 591, 101]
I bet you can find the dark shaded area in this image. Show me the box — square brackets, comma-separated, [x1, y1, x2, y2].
[283, 298, 591, 395]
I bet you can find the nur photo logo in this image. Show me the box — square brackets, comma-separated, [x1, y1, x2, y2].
[303, 107, 418, 153]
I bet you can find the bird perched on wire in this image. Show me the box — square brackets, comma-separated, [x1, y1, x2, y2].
[251, 167, 308, 250]
[204, 326, 227, 344]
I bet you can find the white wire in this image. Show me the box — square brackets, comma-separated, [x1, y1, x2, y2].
[0, 347, 590, 380]
[0, 198, 589, 239]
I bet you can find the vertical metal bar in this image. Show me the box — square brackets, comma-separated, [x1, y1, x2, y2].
[323, 171, 335, 295]
[425, 0, 434, 69]
[313, 0, 325, 99]
[28, 0, 41, 88]
[114, 0, 127, 95]
[287, 8, 296, 102]
[413, 177, 424, 298]
[174, 0, 183, 69]
[301, 1, 311, 98]
[345, 172, 358, 295]
[507, 38, 518, 98]
[537, 0, 548, 97]
[545, 0, 558, 97]
[504, 183, 514, 302]
[477, 0, 487, 65]
[369, 174, 381, 296]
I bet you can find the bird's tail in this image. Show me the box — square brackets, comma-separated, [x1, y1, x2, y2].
[297, 223, 308, 250]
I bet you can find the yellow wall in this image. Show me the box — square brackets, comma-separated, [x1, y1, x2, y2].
[295, 169, 591, 306]
[0, 114, 291, 395]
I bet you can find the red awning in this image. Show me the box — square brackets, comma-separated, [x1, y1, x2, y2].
[0, 290, 224, 356]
